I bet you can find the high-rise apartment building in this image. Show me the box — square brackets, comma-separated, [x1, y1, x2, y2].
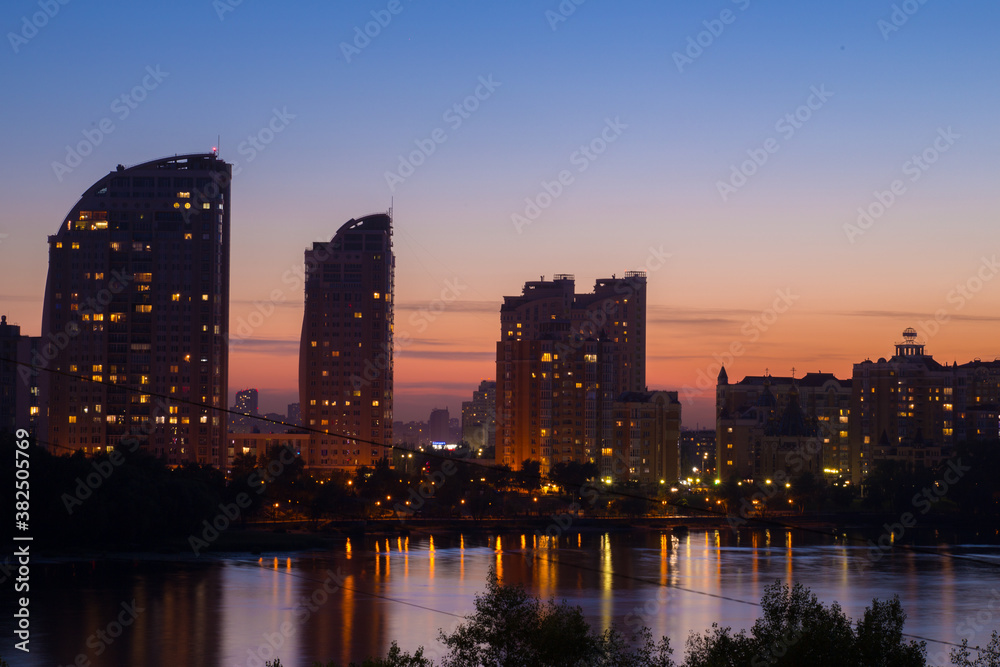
[462, 380, 496, 452]
[299, 213, 394, 470]
[428, 407, 450, 443]
[40, 154, 231, 466]
[495, 272, 647, 478]
[0, 316, 40, 438]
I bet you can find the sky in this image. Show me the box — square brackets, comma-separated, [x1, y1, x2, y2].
[2, 0, 999, 426]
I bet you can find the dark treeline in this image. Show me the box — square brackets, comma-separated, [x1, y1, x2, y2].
[3, 435, 1000, 551]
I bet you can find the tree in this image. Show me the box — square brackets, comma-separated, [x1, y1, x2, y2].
[683, 581, 926, 667]
[437, 566, 674, 667]
[516, 459, 542, 493]
[549, 460, 599, 500]
[951, 631, 1000, 667]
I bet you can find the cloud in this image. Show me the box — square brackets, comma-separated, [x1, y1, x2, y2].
[228, 337, 299, 355]
[395, 299, 499, 314]
[839, 309, 1000, 323]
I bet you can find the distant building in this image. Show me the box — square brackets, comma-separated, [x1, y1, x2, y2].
[229, 387, 260, 433]
[0, 316, 40, 438]
[393, 421, 428, 449]
[428, 407, 450, 443]
[299, 213, 394, 469]
[287, 402, 301, 426]
[39, 153, 231, 467]
[462, 380, 496, 452]
[227, 432, 309, 464]
[849, 328, 1000, 483]
[680, 429, 716, 481]
[613, 391, 681, 484]
[716, 368, 851, 482]
[496, 272, 647, 479]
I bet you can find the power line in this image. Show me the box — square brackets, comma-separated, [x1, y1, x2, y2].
[6, 356, 999, 648]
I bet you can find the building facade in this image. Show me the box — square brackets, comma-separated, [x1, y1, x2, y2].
[716, 368, 851, 482]
[849, 328, 999, 483]
[495, 272, 648, 479]
[298, 213, 394, 470]
[613, 391, 681, 484]
[40, 154, 231, 466]
[0, 316, 41, 438]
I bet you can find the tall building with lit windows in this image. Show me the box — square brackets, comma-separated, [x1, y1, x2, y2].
[495, 272, 648, 479]
[298, 213, 394, 470]
[40, 153, 231, 467]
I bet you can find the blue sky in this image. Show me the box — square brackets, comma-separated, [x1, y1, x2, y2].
[2, 0, 998, 423]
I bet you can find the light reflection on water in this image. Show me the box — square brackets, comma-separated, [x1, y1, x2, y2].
[6, 529, 1000, 666]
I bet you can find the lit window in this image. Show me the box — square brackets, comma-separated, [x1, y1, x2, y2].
[171, 293, 181, 301]
[372, 400, 379, 407]
[184, 233, 192, 240]
[68, 416, 77, 423]
[135, 305, 152, 313]
[202, 203, 211, 210]
[541, 352, 552, 362]
[177, 192, 190, 198]
[354, 312, 362, 319]
[373, 292, 380, 299]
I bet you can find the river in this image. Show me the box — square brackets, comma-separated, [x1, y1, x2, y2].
[4, 528, 999, 666]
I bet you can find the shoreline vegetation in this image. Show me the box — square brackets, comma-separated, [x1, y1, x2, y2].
[259, 568, 1000, 667]
[3, 438, 998, 556]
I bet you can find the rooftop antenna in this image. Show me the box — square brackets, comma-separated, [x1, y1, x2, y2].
[389, 196, 393, 219]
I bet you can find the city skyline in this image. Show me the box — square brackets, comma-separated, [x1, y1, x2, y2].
[2, 0, 999, 428]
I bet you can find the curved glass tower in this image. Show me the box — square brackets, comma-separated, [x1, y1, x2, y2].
[40, 153, 231, 467]
[299, 213, 394, 470]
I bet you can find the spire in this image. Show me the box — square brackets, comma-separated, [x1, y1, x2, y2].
[718, 365, 728, 385]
